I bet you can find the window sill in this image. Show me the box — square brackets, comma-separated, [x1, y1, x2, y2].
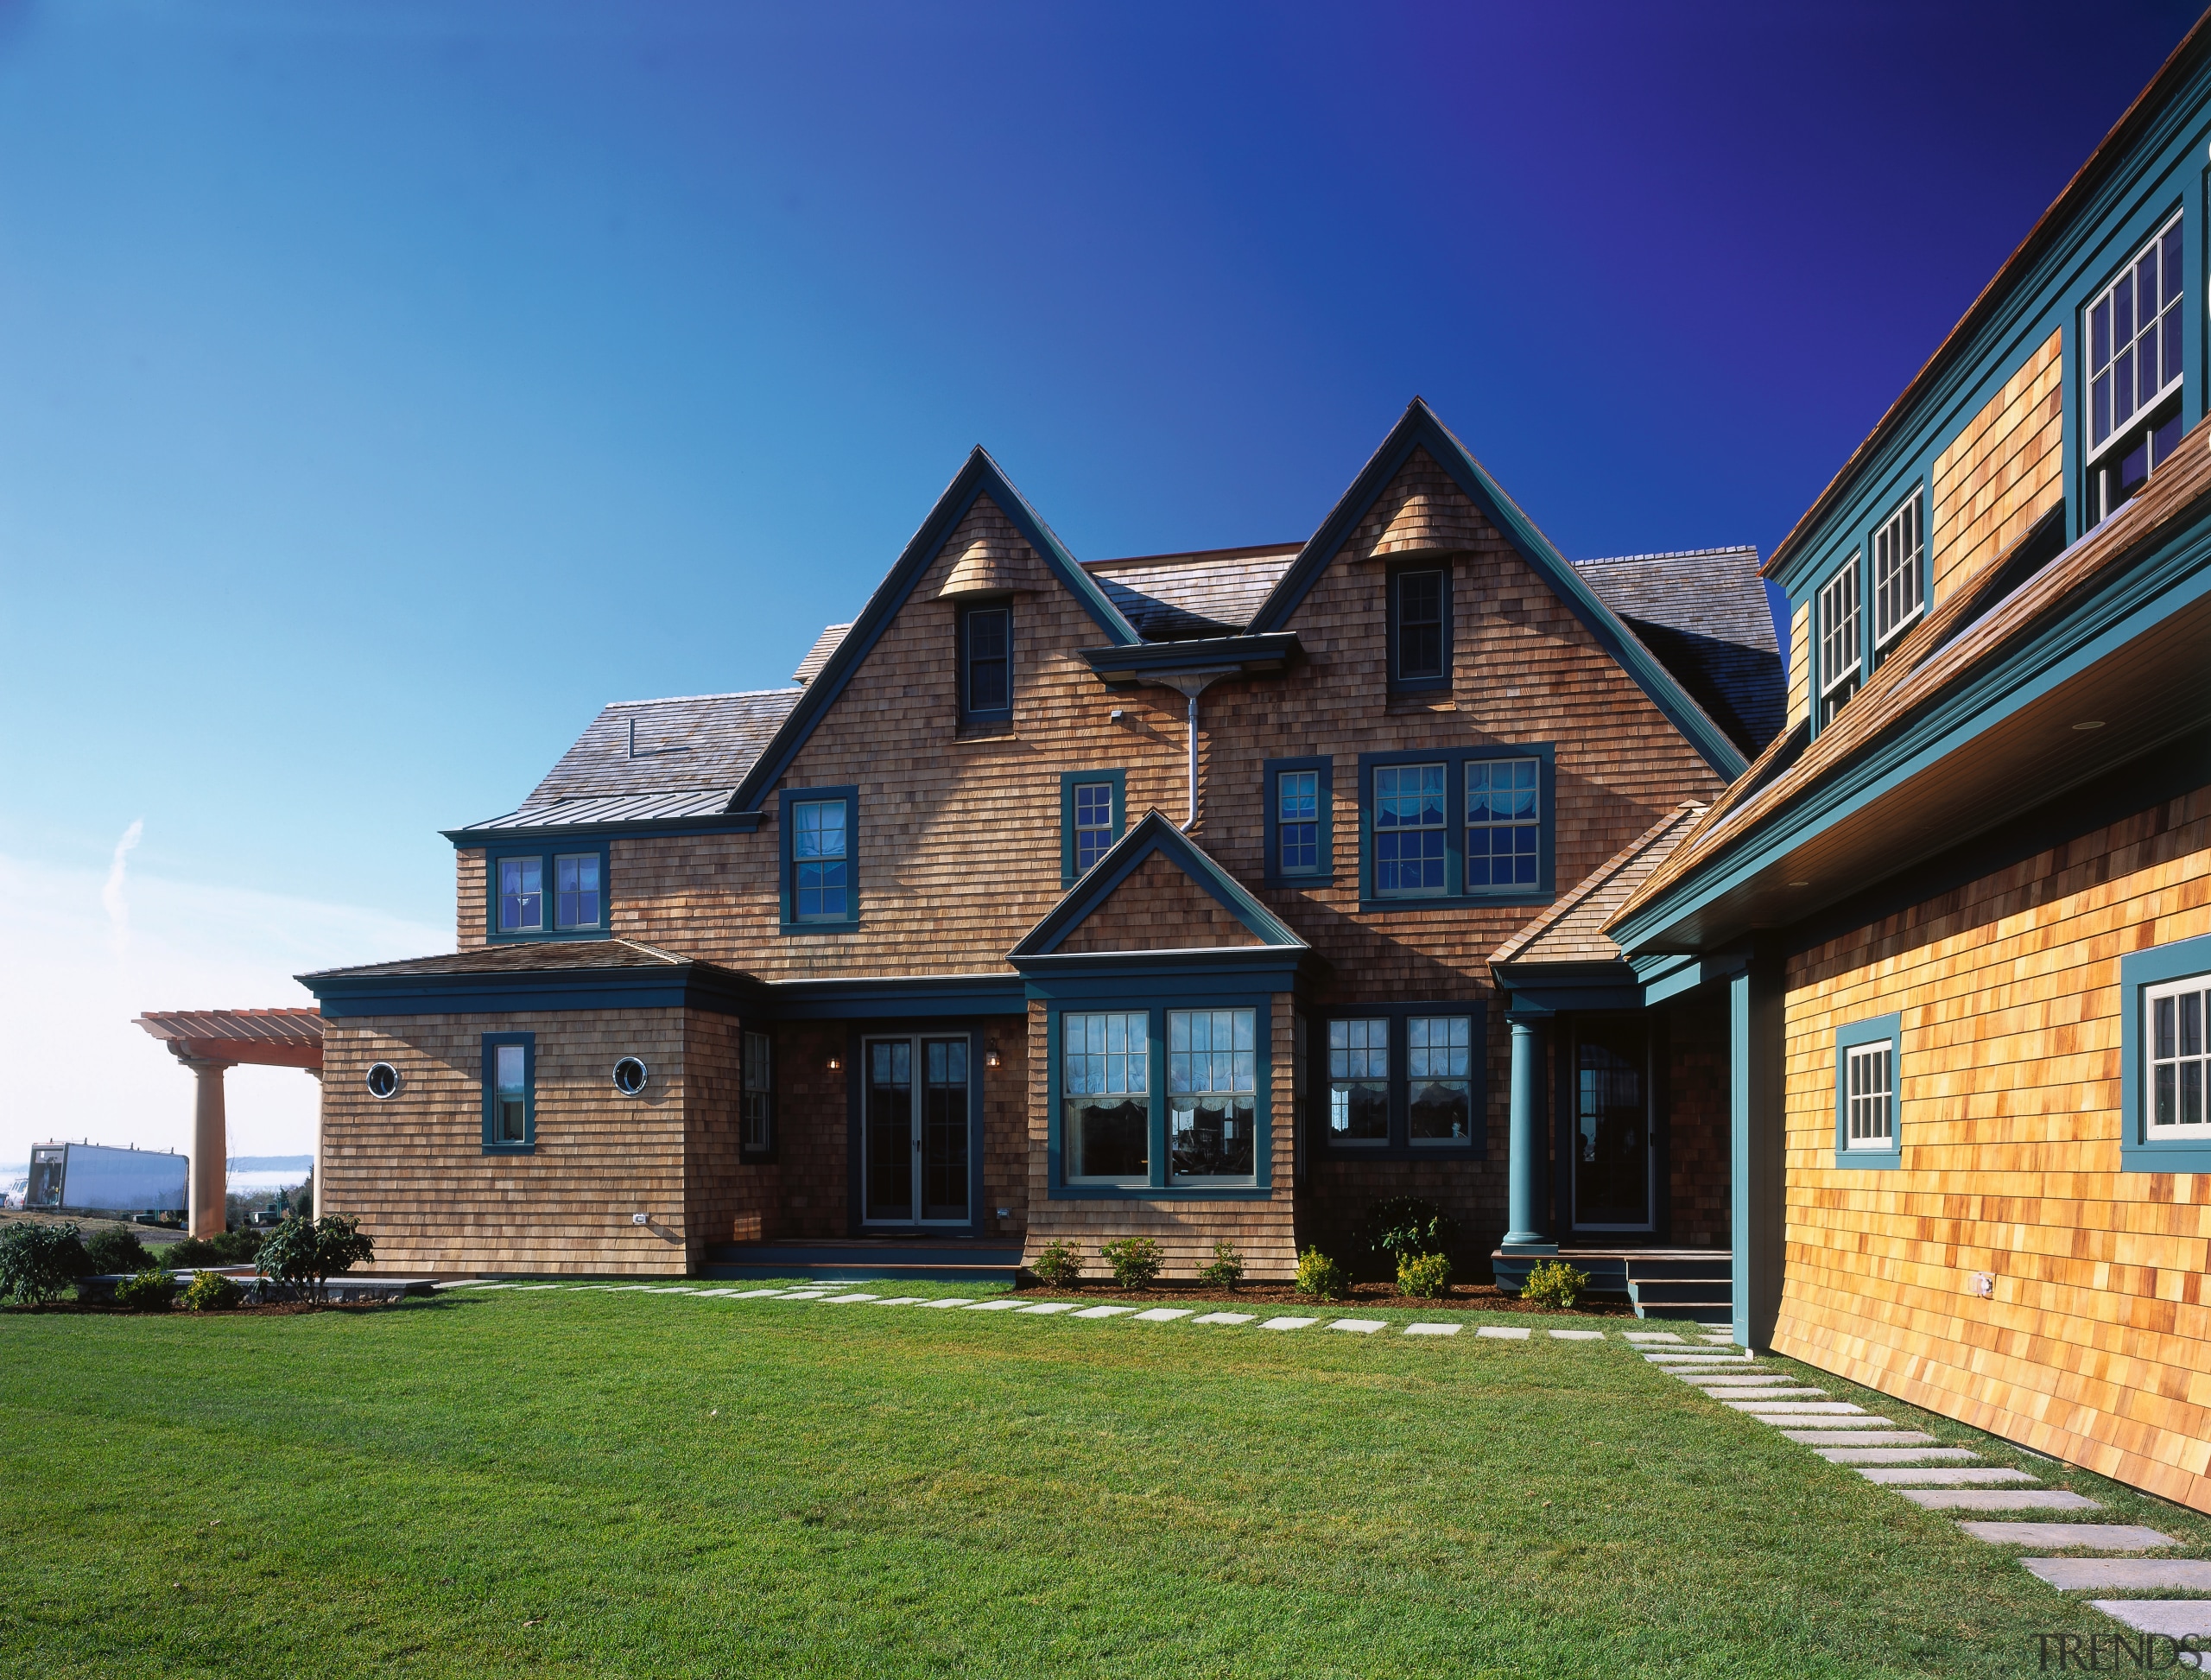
[1832, 1146, 1901, 1170]
[487, 929, 614, 944]
[1358, 894, 1553, 915]
[482, 1143, 536, 1157]
[2119, 1140, 2211, 1173]
[1263, 872, 1337, 889]
[1048, 1183, 1274, 1201]
[780, 921, 863, 937]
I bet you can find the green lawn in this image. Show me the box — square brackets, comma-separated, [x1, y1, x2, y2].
[3, 1284, 2201, 1678]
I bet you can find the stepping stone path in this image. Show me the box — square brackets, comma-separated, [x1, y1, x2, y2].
[1669, 1339, 2211, 1643]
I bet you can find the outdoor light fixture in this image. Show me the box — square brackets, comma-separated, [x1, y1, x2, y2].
[632, 1212, 649, 1227]
[826, 1052, 842, 1071]
[985, 1043, 1003, 1068]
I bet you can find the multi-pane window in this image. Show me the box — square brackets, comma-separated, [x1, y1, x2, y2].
[554, 853, 601, 929]
[491, 1043, 529, 1145]
[2087, 212, 2185, 523]
[1327, 1018, 1390, 1144]
[1466, 758, 1540, 890]
[964, 605, 1011, 716]
[1818, 558, 1861, 726]
[1872, 493, 1923, 650]
[2147, 975, 2211, 1133]
[1168, 1009, 1257, 1180]
[1374, 764, 1447, 896]
[1062, 1011, 1148, 1181]
[1394, 568, 1447, 683]
[1073, 781, 1115, 875]
[1406, 1016, 1473, 1143]
[743, 1030, 773, 1154]
[1844, 1043, 1893, 1150]
[1278, 770, 1320, 873]
[792, 800, 849, 921]
[498, 857, 543, 932]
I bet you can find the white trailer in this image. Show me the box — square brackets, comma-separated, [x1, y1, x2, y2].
[24, 1143, 187, 1214]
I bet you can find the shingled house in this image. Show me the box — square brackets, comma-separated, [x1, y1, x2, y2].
[304, 399, 1780, 1286]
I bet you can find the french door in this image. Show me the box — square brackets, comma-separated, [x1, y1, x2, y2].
[863, 1035, 972, 1227]
[1570, 1017, 1655, 1233]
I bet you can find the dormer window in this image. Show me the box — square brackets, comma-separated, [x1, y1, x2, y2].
[1871, 492, 1923, 657]
[489, 843, 611, 941]
[1818, 557, 1860, 727]
[2087, 211, 2184, 524]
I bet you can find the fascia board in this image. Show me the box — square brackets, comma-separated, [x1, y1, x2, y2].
[1079, 634, 1303, 679]
[306, 966, 770, 1019]
[442, 815, 763, 845]
[1010, 813, 1307, 956]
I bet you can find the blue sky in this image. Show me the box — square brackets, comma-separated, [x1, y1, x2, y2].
[0, 1, 2196, 1160]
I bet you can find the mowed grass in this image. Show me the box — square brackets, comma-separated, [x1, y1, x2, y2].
[3, 1285, 2196, 1678]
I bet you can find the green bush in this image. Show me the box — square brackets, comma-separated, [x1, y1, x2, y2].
[1522, 1258, 1590, 1311]
[0, 1223, 91, 1306]
[112, 1267, 178, 1312]
[255, 1214, 375, 1303]
[1099, 1236, 1163, 1290]
[1196, 1240, 1244, 1291]
[1295, 1246, 1346, 1301]
[181, 1271, 244, 1312]
[84, 1226, 155, 1276]
[1365, 1195, 1459, 1262]
[1029, 1239, 1082, 1290]
[167, 1228, 265, 1270]
[1397, 1250, 1452, 1298]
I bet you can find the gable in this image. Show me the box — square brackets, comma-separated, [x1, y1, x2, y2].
[1055, 851, 1264, 953]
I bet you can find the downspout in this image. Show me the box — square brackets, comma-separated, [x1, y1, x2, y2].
[1152, 670, 1232, 831]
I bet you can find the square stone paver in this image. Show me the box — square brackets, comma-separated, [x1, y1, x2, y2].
[922, 1297, 978, 1309]
[1134, 1309, 1194, 1322]
[726, 1288, 788, 1298]
[1192, 1312, 1256, 1325]
[1329, 1319, 1386, 1334]
[1725, 1401, 1864, 1414]
[825, 1293, 880, 1303]
[1858, 1468, 2037, 1487]
[1623, 1332, 1683, 1342]
[1697, 1388, 1828, 1401]
[2085, 1602, 2211, 1639]
[1959, 1524, 2177, 1550]
[1017, 1302, 1080, 1315]
[1901, 1489, 2100, 1512]
[963, 1299, 1026, 1311]
[1676, 1372, 1783, 1383]
[1753, 1415, 1897, 1429]
[781, 1290, 835, 1299]
[1477, 1325, 1530, 1339]
[1549, 1329, 1605, 1340]
[1785, 1430, 1935, 1445]
[873, 1297, 928, 1306]
[1820, 1448, 1980, 1464]
[1259, 1316, 1318, 1330]
[1071, 1304, 1136, 1319]
[2023, 1559, 2211, 1591]
[1405, 1322, 1461, 1336]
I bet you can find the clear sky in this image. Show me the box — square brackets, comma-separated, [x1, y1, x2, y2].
[0, 0, 2197, 1171]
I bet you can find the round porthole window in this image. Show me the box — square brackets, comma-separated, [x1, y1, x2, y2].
[611, 1057, 649, 1097]
[365, 1062, 402, 1100]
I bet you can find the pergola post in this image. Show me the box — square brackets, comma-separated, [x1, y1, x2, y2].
[133, 1009, 325, 1237]
[180, 1054, 237, 1239]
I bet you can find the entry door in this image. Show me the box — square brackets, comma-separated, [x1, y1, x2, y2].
[863, 1035, 971, 1227]
[1571, 1018, 1655, 1233]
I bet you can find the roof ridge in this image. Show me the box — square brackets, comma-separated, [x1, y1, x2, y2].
[1083, 543, 1303, 569]
[1574, 546, 1761, 565]
[603, 688, 806, 708]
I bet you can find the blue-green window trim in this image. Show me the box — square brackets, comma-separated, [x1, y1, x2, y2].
[1059, 770, 1126, 888]
[1355, 745, 1555, 912]
[485, 840, 612, 943]
[958, 599, 1015, 724]
[778, 785, 861, 935]
[1832, 1012, 1903, 1170]
[2120, 931, 2211, 1173]
[1045, 993, 1274, 1201]
[1385, 559, 1453, 694]
[481, 1031, 536, 1154]
[1263, 756, 1334, 884]
[1308, 998, 1487, 1157]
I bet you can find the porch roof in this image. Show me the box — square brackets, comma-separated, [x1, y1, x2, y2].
[1491, 803, 1708, 970]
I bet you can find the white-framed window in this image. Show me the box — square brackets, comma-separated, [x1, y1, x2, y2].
[2087, 211, 2185, 526]
[1062, 1011, 1149, 1182]
[792, 800, 849, 921]
[1872, 492, 1923, 650]
[1167, 1008, 1257, 1181]
[743, 1030, 773, 1153]
[1073, 781, 1115, 875]
[1844, 1043, 1893, 1150]
[2145, 973, 2211, 1134]
[1466, 758, 1540, 891]
[554, 852, 601, 929]
[1373, 764, 1447, 896]
[1818, 557, 1860, 727]
[1327, 1018, 1390, 1144]
[1406, 1015, 1473, 1144]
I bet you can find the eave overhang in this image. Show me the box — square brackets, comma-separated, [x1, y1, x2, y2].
[305, 961, 771, 1020]
[1078, 633, 1303, 688]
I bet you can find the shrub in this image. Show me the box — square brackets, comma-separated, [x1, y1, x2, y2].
[181, 1271, 244, 1312]
[0, 1222, 92, 1306]
[1099, 1236, 1163, 1291]
[1295, 1246, 1346, 1301]
[1365, 1196, 1459, 1262]
[167, 1228, 265, 1270]
[84, 1225, 155, 1276]
[1522, 1258, 1590, 1311]
[1196, 1240, 1244, 1291]
[1397, 1250, 1452, 1298]
[113, 1267, 178, 1312]
[256, 1214, 375, 1305]
[1030, 1239, 1083, 1290]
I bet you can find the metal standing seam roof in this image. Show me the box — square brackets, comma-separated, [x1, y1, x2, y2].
[1574, 547, 1783, 760]
[1490, 803, 1710, 967]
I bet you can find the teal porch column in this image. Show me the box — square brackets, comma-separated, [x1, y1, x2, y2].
[1502, 1013, 1554, 1249]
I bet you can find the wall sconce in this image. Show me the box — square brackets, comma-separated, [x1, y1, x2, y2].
[985, 1043, 1003, 1069]
[826, 1052, 843, 1071]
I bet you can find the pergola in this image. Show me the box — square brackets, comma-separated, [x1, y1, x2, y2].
[135, 1009, 324, 1238]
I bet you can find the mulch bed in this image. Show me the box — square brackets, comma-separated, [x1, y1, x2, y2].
[1007, 1280, 1635, 1316]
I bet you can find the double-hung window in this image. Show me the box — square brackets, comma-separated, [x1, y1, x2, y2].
[1871, 492, 1923, 656]
[2120, 937, 2211, 1170]
[2146, 975, 2210, 1135]
[743, 1030, 774, 1157]
[961, 604, 1012, 721]
[1062, 1011, 1150, 1183]
[1055, 1001, 1270, 1193]
[1168, 1009, 1256, 1181]
[2087, 211, 2185, 524]
[1832, 1014, 1901, 1167]
[1818, 558, 1860, 728]
[1466, 758, 1540, 890]
[1359, 748, 1552, 905]
[1264, 757, 1333, 883]
[1059, 770, 1125, 885]
[1374, 764, 1447, 897]
[1320, 1006, 1483, 1152]
[780, 787, 859, 929]
[1389, 564, 1450, 691]
[489, 844, 610, 940]
[482, 1033, 535, 1152]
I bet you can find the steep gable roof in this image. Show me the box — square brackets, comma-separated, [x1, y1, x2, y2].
[1010, 810, 1306, 959]
[1083, 544, 1302, 640]
[1574, 547, 1783, 758]
[1247, 399, 1749, 778]
[792, 624, 852, 685]
[1491, 802, 1707, 968]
